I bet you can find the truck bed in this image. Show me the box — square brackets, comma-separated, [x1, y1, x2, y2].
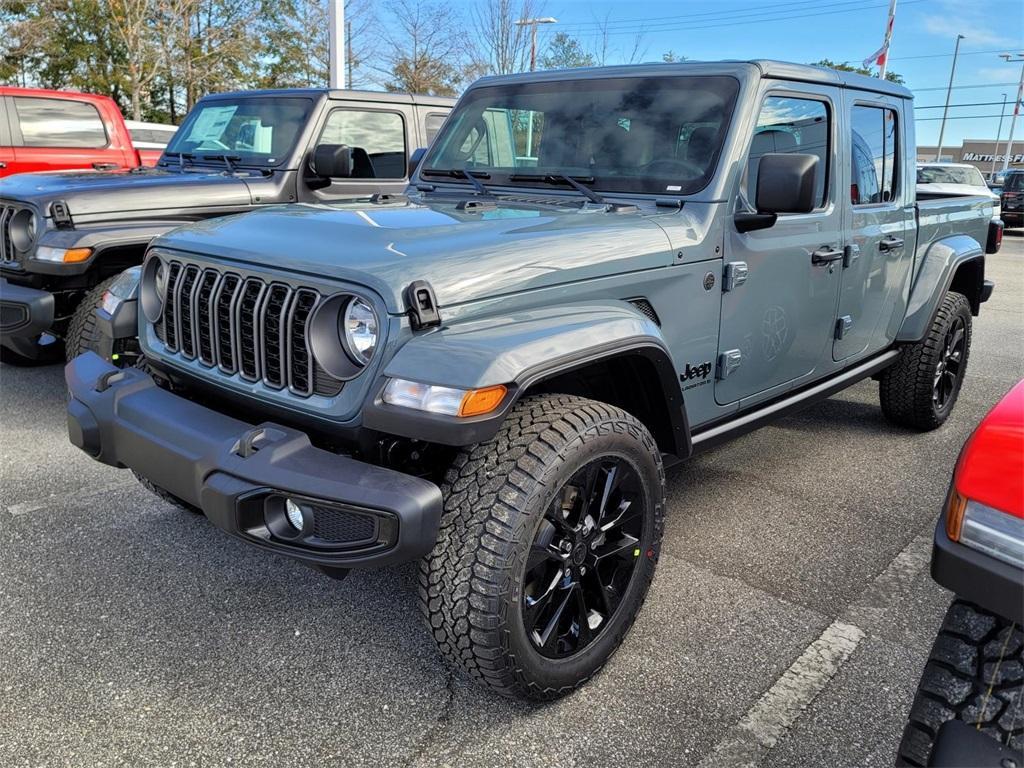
[915, 194, 993, 271]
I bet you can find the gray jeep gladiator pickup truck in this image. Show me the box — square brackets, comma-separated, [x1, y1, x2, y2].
[65, 61, 1000, 700]
[0, 88, 453, 364]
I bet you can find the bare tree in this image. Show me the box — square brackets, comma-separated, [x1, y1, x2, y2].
[590, 13, 648, 66]
[377, 0, 467, 96]
[109, 0, 163, 119]
[471, 0, 539, 75]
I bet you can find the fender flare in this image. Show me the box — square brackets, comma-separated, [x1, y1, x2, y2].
[897, 234, 983, 343]
[362, 302, 690, 455]
[27, 221, 188, 277]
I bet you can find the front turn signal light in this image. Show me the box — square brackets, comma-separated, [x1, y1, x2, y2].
[63, 247, 93, 263]
[946, 490, 968, 542]
[459, 385, 508, 417]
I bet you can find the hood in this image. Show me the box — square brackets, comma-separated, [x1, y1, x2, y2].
[0, 167, 253, 219]
[155, 198, 680, 312]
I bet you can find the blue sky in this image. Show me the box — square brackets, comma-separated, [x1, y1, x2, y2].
[476, 0, 1024, 147]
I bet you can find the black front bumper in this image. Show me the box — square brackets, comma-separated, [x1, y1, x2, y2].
[66, 352, 443, 569]
[0, 277, 56, 357]
[932, 517, 1023, 625]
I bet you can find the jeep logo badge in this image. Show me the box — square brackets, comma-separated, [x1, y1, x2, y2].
[681, 362, 713, 382]
[703, 272, 716, 291]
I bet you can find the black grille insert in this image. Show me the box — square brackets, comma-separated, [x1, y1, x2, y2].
[155, 262, 344, 397]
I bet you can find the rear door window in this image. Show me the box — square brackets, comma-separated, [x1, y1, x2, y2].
[851, 105, 898, 204]
[14, 97, 108, 148]
[319, 109, 407, 179]
[424, 113, 447, 145]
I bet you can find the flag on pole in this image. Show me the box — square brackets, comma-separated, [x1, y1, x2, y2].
[863, 0, 898, 74]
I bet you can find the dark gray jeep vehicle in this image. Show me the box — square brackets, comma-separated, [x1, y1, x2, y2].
[66, 61, 1000, 700]
[0, 88, 453, 364]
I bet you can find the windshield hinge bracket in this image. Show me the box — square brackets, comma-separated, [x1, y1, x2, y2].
[404, 280, 442, 331]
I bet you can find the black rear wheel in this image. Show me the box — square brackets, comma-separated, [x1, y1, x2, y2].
[880, 291, 972, 430]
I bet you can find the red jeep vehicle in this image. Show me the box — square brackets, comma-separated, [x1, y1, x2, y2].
[898, 379, 1024, 766]
[0, 87, 141, 177]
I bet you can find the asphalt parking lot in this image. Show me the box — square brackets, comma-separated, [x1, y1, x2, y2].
[1, 234, 1021, 768]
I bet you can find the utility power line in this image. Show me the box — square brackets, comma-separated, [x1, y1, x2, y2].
[551, 0, 930, 37]
[917, 101, 1011, 109]
[557, 0, 899, 32]
[915, 114, 1015, 121]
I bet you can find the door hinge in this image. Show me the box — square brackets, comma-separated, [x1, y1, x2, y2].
[723, 261, 748, 292]
[717, 349, 742, 380]
[843, 244, 860, 269]
[404, 280, 442, 330]
[835, 315, 853, 340]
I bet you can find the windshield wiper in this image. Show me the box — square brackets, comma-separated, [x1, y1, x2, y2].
[508, 173, 605, 205]
[420, 168, 494, 196]
[162, 152, 194, 171]
[200, 153, 241, 173]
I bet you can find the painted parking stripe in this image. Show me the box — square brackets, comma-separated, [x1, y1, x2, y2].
[698, 620, 865, 768]
[3, 479, 136, 517]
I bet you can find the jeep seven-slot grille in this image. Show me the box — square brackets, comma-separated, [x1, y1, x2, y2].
[155, 262, 343, 398]
[0, 204, 18, 262]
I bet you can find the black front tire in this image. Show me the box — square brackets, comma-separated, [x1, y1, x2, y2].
[897, 599, 1023, 766]
[879, 291, 972, 431]
[419, 394, 665, 701]
[65, 275, 120, 363]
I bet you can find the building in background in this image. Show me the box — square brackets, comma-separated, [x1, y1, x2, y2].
[917, 139, 1024, 176]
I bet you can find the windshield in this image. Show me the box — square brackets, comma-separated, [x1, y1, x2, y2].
[422, 76, 740, 196]
[162, 97, 313, 167]
[917, 166, 986, 187]
[1004, 172, 1024, 192]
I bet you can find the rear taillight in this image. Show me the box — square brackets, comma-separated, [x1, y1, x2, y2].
[946, 490, 968, 541]
[951, 498, 1024, 568]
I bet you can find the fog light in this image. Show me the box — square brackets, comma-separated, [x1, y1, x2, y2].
[285, 498, 306, 530]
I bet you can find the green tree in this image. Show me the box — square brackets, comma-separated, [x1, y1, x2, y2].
[540, 32, 594, 70]
[811, 58, 904, 85]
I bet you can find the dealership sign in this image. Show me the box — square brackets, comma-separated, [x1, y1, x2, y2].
[963, 152, 1024, 163]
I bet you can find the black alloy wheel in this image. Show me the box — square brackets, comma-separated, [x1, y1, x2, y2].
[523, 456, 647, 659]
[933, 315, 966, 413]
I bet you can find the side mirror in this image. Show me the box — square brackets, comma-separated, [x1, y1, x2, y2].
[408, 147, 426, 178]
[313, 144, 353, 178]
[736, 153, 819, 233]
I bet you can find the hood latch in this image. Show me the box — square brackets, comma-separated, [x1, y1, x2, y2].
[404, 280, 442, 331]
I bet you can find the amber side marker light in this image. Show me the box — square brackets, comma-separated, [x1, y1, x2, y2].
[63, 248, 93, 263]
[946, 490, 968, 541]
[459, 385, 508, 417]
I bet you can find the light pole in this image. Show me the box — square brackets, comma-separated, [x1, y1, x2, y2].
[991, 93, 1007, 182]
[515, 16, 557, 72]
[515, 17, 556, 160]
[935, 34, 964, 163]
[328, 0, 346, 88]
[998, 53, 1024, 175]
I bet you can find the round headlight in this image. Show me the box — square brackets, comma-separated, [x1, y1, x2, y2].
[140, 255, 167, 323]
[10, 210, 37, 252]
[343, 298, 378, 365]
[154, 261, 167, 298]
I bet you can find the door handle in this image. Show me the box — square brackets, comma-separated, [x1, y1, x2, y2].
[879, 236, 905, 252]
[0, 161, 6, 169]
[92, 162, 118, 170]
[811, 246, 844, 265]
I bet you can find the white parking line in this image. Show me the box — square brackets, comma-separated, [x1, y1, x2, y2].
[698, 531, 935, 767]
[3, 479, 136, 517]
[698, 620, 865, 768]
